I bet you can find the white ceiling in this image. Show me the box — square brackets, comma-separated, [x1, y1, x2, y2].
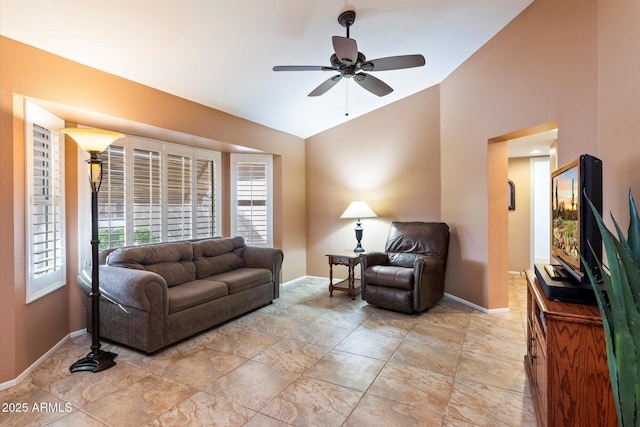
[0, 0, 533, 139]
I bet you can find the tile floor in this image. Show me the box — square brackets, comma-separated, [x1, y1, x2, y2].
[0, 274, 537, 426]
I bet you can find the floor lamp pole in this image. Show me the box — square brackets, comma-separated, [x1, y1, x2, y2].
[70, 152, 117, 373]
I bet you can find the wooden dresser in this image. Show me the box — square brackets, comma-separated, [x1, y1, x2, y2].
[524, 269, 617, 427]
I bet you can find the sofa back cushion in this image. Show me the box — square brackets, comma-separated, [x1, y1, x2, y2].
[193, 236, 245, 279]
[107, 241, 196, 287]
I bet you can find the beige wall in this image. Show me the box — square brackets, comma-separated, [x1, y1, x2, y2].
[305, 85, 441, 277]
[508, 157, 532, 272]
[0, 37, 306, 383]
[441, 0, 600, 309]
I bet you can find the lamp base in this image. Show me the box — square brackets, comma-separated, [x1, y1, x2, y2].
[353, 243, 365, 252]
[70, 349, 117, 373]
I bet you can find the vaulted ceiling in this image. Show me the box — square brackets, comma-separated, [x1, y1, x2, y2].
[0, 0, 533, 138]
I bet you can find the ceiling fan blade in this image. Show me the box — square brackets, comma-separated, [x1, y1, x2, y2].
[308, 75, 343, 97]
[332, 36, 358, 64]
[273, 65, 334, 71]
[361, 54, 425, 72]
[353, 73, 393, 97]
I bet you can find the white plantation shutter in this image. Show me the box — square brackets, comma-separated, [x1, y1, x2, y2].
[195, 157, 216, 238]
[97, 145, 126, 249]
[25, 101, 66, 303]
[231, 154, 273, 246]
[86, 137, 221, 255]
[133, 147, 162, 245]
[166, 152, 192, 241]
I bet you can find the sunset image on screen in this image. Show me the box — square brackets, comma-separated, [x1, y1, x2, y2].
[552, 167, 579, 261]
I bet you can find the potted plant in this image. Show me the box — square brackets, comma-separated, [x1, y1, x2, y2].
[584, 191, 640, 427]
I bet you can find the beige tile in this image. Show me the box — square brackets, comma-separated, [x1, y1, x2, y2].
[47, 360, 150, 408]
[161, 348, 246, 389]
[2, 275, 538, 427]
[463, 324, 526, 363]
[390, 337, 461, 376]
[252, 338, 331, 373]
[202, 360, 298, 412]
[335, 328, 403, 360]
[261, 376, 362, 426]
[407, 321, 467, 350]
[287, 322, 352, 347]
[114, 345, 188, 375]
[244, 413, 294, 426]
[207, 328, 281, 359]
[145, 391, 255, 427]
[414, 312, 471, 333]
[358, 311, 416, 339]
[82, 374, 196, 427]
[46, 410, 108, 426]
[28, 341, 92, 389]
[456, 350, 528, 393]
[446, 377, 537, 426]
[0, 388, 71, 427]
[236, 312, 307, 337]
[304, 349, 386, 391]
[344, 394, 442, 427]
[368, 363, 453, 418]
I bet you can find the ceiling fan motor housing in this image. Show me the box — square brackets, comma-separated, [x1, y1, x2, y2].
[338, 10, 356, 29]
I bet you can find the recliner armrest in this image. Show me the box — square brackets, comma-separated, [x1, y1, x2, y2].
[360, 252, 389, 268]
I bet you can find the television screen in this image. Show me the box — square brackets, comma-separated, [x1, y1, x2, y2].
[551, 163, 580, 269]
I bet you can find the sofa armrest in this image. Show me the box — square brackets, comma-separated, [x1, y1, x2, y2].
[242, 246, 284, 298]
[77, 265, 169, 315]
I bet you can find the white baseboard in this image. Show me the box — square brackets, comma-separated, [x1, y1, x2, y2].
[281, 275, 342, 287]
[0, 329, 87, 392]
[443, 292, 510, 314]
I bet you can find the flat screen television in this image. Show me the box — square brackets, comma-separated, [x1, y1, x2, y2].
[550, 154, 602, 284]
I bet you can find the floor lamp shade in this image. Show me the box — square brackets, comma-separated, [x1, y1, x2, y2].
[63, 127, 124, 373]
[340, 201, 377, 252]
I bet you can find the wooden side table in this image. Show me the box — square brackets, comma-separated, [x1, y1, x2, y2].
[326, 251, 362, 300]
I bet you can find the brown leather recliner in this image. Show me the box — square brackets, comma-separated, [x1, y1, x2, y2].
[360, 221, 450, 313]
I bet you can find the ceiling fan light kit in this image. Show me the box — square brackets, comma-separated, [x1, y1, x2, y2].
[273, 10, 426, 98]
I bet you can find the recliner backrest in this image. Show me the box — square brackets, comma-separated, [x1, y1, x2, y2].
[385, 222, 450, 267]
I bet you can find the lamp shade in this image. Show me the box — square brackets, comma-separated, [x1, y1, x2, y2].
[60, 128, 124, 153]
[340, 201, 377, 219]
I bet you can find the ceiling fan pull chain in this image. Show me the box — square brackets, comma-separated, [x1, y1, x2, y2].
[345, 80, 349, 116]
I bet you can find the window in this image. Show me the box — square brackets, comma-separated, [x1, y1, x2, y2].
[86, 136, 221, 254]
[230, 153, 273, 246]
[25, 101, 66, 303]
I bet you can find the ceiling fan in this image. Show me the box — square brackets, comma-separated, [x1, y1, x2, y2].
[273, 10, 426, 97]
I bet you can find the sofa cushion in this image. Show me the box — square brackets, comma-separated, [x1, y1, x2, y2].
[167, 280, 229, 314]
[207, 268, 272, 294]
[193, 237, 245, 278]
[107, 241, 196, 287]
[364, 265, 414, 290]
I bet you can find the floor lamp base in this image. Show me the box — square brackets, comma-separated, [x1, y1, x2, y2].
[70, 349, 117, 373]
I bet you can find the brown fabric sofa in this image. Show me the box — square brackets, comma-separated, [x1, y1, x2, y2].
[360, 222, 449, 313]
[77, 236, 283, 353]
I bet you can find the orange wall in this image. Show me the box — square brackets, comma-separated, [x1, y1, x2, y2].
[0, 36, 306, 383]
[305, 85, 442, 277]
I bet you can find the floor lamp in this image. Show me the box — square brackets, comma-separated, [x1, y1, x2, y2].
[340, 201, 377, 252]
[62, 127, 124, 373]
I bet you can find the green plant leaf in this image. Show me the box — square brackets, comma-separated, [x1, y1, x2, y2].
[627, 190, 640, 267]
